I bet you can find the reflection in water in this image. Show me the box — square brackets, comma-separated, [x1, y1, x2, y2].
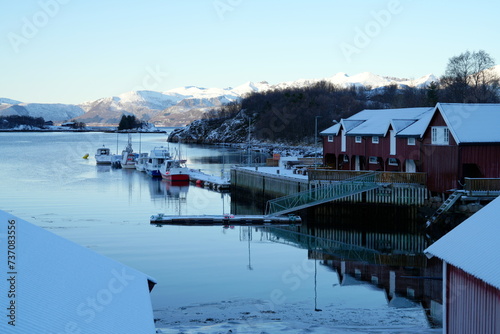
[232, 191, 443, 329]
[250, 225, 442, 327]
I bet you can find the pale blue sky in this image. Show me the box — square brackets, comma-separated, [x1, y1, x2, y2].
[1, 0, 500, 104]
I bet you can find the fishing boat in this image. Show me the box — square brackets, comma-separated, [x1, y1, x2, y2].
[159, 158, 190, 181]
[145, 146, 171, 177]
[95, 146, 112, 164]
[135, 152, 149, 172]
[119, 134, 137, 169]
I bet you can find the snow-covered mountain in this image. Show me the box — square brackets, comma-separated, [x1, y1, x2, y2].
[0, 71, 440, 126]
[0, 103, 85, 122]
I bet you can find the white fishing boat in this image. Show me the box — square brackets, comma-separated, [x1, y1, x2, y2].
[119, 134, 137, 169]
[159, 145, 190, 181]
[95, 145, 112, 165]
[159, 158, 190, 181]
[135, 152, 149, 172]
[145, 146, 171, 177]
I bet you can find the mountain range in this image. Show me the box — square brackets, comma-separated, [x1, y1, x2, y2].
[0, 72, 439, 127]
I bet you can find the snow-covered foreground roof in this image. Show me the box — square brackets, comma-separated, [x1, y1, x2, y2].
[438, 103, 500, 144]
[0, 210, 156, 333]
[425, 196, 500, 290]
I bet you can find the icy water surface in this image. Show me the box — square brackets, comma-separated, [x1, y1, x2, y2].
[0, 132, 440, 333]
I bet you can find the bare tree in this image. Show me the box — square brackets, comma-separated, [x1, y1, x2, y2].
[441, 50, 499, 102]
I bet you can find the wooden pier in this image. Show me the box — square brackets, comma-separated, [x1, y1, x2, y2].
[188, 169, 230, 192]
[231, 167, 428, 205]
[150, 213, 302, 226]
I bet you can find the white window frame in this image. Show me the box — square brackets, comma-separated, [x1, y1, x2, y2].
[341, 130, 346, 152]
[372, 136, 379, 144]
[343, 155, 349, 162]
[355, 136, 362, 143]
[431, 126, 450, 145]
[388, 158, 398, 166]
[407, 137, 416, 146]
[327, 135, 334, 142]
[368, 156, 378, 164]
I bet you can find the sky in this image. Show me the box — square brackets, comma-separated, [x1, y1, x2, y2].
[1, 0, 500, 104]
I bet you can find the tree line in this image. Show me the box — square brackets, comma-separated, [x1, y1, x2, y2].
[0, 115, 46, 129]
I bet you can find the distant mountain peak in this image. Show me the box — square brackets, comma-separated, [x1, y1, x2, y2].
[1, 70, 441, 126]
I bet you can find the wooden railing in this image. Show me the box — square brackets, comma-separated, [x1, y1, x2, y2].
[464, 178, 500, 195]
[308, 169, 427, 185]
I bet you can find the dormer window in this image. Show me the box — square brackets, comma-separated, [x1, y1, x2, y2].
[431, 127, 450, 145]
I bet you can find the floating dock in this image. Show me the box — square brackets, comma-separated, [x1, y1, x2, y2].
[150, 213, 301, 226]
[188, 169, 230, 192]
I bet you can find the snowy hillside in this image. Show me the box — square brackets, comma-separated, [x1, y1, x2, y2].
[0, 98, 22, 105]
[1, 70, 441, 126]
[0, 103, 85, 122]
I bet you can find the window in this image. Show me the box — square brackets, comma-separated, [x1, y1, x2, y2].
[407, 137, 416, 146]
[343, 155, 349, 162]
[431, 126, 450, 145]
[355, 136, 362, 143]
[327, 135, 334, 142]
[388, 158, 398, 166]
[369, 156, 378, 164]
[372, 136, 379, 144]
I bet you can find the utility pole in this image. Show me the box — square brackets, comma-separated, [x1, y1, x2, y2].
[315, 116, 322, 169]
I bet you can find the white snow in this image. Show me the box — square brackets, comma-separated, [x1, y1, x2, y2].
[334, 108, 434, 137]
[0, 210, 156, 333]
[438, 103, 500, 143]
[425, 195, 500, 290]
[154, 297, 438, 334]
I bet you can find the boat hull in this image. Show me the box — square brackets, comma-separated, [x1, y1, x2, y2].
[161, 173, 189, 181]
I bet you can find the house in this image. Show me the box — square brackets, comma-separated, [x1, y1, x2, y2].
[320, 103, 500, 193]
[0, 210, 157, 333]
[421, 103, 500, 193]
[424, 195, 500, 333]
[320, 107, 434, 173]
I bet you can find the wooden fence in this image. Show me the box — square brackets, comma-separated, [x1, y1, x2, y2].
[464, 177, 500, 196]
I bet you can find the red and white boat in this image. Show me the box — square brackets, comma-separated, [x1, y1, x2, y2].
[159, 158, 190, 181]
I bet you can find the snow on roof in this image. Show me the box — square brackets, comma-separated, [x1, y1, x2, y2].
[391, 119, 417, 133]
[341, 119, 365, 131]
[319, 122, 340, 135]
[0, 210, 156, 333]
[425, 196, 500, 290]
[438, 103, 500, 144]
[397, 108, 435, 138]
[343, 108, 434, 136]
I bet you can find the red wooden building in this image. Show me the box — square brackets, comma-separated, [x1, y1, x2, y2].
[320, 103, 500, 193]
[425, 195, 500, 333]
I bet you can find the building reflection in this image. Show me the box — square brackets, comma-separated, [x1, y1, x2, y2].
[250, 224, 443, 328]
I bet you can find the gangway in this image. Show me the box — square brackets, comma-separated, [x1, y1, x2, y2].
[426, 190, 464, 227]
[265, 172, 381, 216]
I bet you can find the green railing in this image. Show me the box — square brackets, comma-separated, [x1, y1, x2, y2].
[308, 169, 427, 185]
[265, 172, 380, 216]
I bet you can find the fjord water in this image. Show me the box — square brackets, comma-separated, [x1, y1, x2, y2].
[0, 132, 434, 331]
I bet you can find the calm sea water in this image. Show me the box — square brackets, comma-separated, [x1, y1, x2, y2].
[0, 131, 435, 330]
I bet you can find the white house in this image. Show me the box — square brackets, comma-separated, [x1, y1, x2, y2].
[0, 210, 157, 333]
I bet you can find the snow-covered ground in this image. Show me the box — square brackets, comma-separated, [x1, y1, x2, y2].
[154, 298, 441, 334]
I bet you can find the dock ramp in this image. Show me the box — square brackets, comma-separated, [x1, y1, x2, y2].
[265, 172, 380, 216]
